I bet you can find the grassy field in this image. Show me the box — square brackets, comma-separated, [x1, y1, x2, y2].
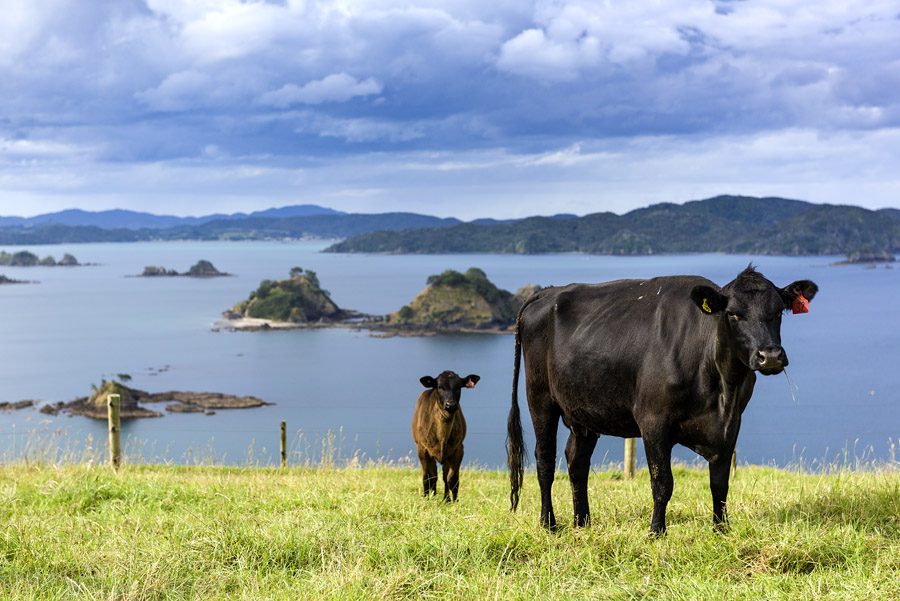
[1, 459, 899, 600]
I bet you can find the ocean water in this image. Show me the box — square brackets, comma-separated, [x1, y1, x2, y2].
[0, 241, 896, 470]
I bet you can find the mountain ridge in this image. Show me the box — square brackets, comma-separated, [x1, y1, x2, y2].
[0, 204, 344, 230]
[325, 195, 900, 256]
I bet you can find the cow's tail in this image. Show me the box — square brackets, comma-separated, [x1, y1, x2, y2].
[507, 309, 528, 512]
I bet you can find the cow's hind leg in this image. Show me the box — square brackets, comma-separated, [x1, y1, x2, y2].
[418, 448, 438, 497]
[532, 404, 561, 529]
[643, 438, 674, 536]
[709, 450, 734, 532]
[565, 430, 598, 527]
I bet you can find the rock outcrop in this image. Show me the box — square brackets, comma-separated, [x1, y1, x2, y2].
[68, 381, 164, 419]
[45, 381, 271, 420]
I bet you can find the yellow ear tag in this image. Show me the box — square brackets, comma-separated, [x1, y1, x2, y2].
[702, 298, 712, 313]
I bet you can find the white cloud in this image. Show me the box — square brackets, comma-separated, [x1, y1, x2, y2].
[497, 1, 692, 80]
[0, 137, 89, 159]
[2, 0, 900, 217]
[261, 73, 382, 107]
[302, 114, 425, 143]
[135, 71, 214, 112]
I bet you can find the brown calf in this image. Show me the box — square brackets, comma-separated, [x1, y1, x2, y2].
[411, 370, 480, 501]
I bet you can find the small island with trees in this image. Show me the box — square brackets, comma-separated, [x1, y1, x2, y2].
[137, 259, 231, 277]
[0, 274, 32, 285]
[220, 266, 539, 336]
[222, 267, 347, 328]
[383, 268, 539, 333]
[0, 250, 80, 266]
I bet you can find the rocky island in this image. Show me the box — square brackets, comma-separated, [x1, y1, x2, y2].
[220, 266, 539, 336]
[0, 274, 32, 285]
[138, 259, 231, 277]
[39, 379, 271, 420]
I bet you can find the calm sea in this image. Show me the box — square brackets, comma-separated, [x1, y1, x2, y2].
[0, 241, 896, 469]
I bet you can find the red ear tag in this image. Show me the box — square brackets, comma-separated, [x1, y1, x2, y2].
[792, 292, 809, 314]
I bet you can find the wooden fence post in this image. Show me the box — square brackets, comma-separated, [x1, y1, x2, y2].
[624, 437, 636, 479]
[108, 393, 121, 470]
[280, 421, 287, 468]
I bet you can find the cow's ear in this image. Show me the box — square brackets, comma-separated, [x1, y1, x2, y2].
[690, 285, 727, 315]
[420, 376, 436, 389]
[464, 374, 480, 389]
[779, 280, 818, 312]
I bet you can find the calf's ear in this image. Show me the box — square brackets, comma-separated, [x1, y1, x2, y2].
[420, 376, 436, 389]
[464, 374, 480, 388]
[779, 280, 818, 311]
[690, 285, 728, 315]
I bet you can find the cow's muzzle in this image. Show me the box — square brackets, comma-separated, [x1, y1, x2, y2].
[443, 402, 460, 413]
[752, 346, 788, 375]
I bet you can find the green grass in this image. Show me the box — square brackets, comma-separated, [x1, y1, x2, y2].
[1, 459, 899, 600]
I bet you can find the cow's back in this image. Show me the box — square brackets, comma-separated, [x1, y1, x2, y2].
[519, 276, 719, 437]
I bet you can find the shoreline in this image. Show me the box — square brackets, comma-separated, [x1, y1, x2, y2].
[213, 316, 515, 337]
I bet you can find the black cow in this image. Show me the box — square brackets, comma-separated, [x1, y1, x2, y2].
[507, 266, 817, 534]
[412, 371, 480, 501]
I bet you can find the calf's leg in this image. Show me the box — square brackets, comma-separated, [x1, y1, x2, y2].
[418, 447, 438, 497]
[443, 446, 464, 503]
[565, 431, 598, 527]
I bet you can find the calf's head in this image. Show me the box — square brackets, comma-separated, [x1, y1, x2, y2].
[690, 266, 817, 375]
[420, 371, 480, 413]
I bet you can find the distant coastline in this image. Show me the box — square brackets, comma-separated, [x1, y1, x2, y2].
[2, 196, 899, 258]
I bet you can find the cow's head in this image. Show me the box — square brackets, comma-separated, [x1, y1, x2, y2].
[690, 266, 817, 375]
[420, 371, 480, 413]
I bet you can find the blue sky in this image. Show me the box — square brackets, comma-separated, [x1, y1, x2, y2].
[1, 0, 899, 220]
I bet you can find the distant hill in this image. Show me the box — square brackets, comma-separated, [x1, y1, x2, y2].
[326, 195, 900, 256]
[0, 211, 458, 244]
[727, 205, 900, 255]
[0, 204, 344, 230]
[0, 223, 147, 244]
[157, 212, 461, 241]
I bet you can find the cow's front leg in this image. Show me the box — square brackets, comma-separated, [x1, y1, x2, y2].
[709, 451, 734, 532]
[418, 448, 438, 497]
[565, 430, 598, 527]
[443, 447, 463, 503]
[643, 439, 673, 536]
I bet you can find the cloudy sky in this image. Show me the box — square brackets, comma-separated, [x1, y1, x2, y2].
[1, 0, 899, 220]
